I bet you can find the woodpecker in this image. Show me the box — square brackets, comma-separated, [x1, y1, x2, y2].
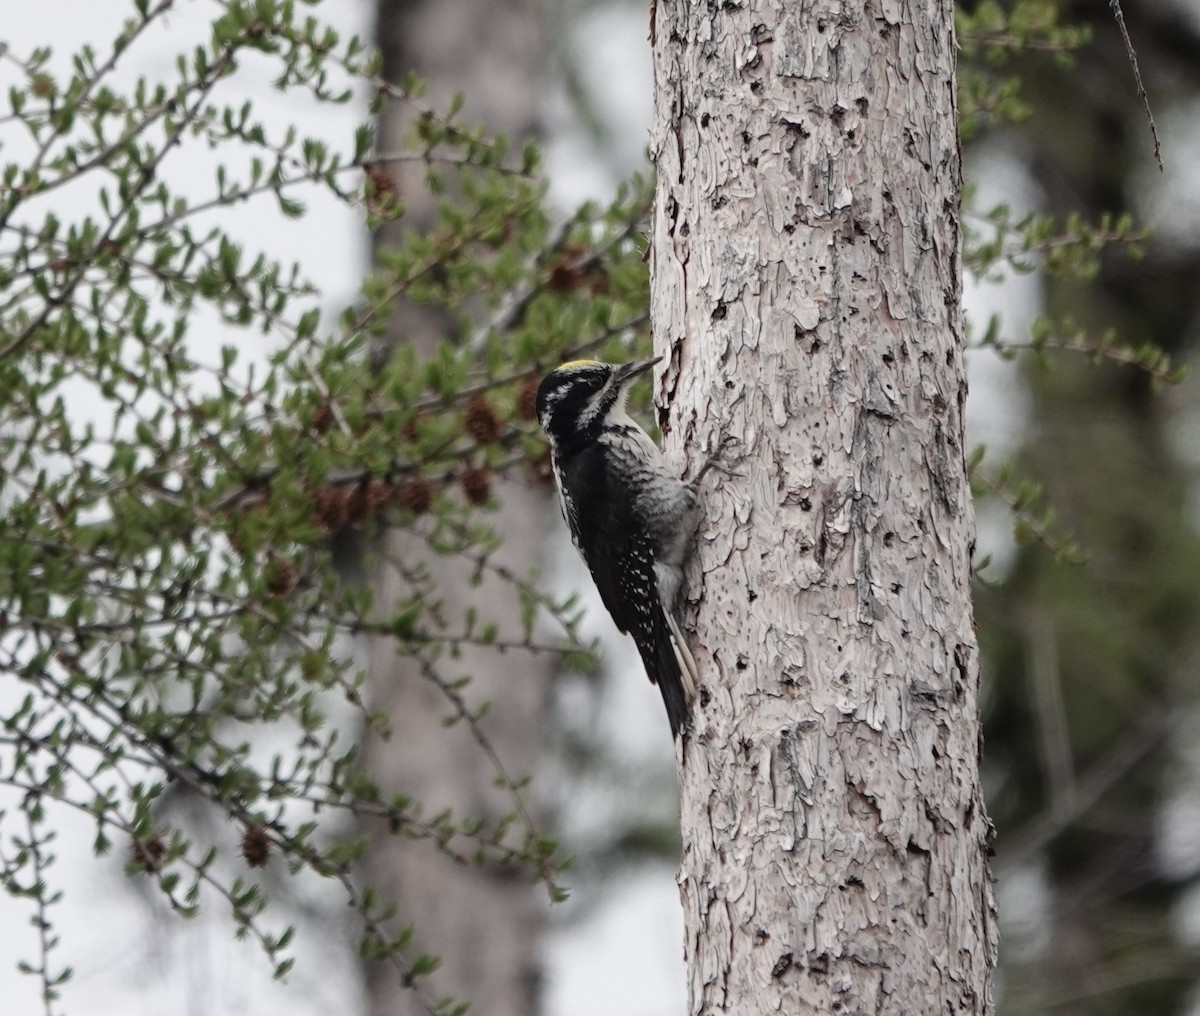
[536, 357, 700, 737]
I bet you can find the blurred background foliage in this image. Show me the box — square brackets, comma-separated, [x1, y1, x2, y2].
[958, 2, 1200, 1014]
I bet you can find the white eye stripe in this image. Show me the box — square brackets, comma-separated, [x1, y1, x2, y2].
[576, 383, 613, 429]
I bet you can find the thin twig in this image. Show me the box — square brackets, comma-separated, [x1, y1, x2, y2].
[1110, 0, 1163, 171]
[0, 47, 236, 363]
[24, 811, 60, 1016]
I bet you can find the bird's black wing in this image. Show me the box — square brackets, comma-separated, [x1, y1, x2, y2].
[559, 444, 691, 736]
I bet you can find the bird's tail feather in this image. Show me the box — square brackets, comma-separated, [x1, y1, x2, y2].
[640, 608, 698, 738]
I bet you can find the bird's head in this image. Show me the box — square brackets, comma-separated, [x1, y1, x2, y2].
[535, 357, 660, 445]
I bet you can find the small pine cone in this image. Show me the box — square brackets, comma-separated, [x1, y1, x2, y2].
[346, 481, 372, 526]
[265, 556, 299, 597]
[545, 244, 589, 292]
[367, 478, 393, 514]
[516, 376, 540, 421]
[396, 476, 434, 515]
[546, 259, 584, 293]
[464, 394, 502, 445]
[364, 162, 400, 216]
[312, 403, 335, 434]
[241, 825, 271, 868]
[313, 485, 349, 531]
[132, 835, 166, 873]
[460, 464, 493, 505]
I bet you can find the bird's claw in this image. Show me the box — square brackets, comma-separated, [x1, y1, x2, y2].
[689, 436, 743, 489]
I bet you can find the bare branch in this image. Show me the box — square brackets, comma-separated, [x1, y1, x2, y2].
[1110, 0, 1164, 171]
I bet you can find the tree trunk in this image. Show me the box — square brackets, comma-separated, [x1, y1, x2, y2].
[650, 2, 996, 1012]
[362, 3, 552, 1015]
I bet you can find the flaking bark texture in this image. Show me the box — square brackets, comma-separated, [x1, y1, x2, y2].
[650, 1, 996, 1013]
[362, 2, 552, 1015]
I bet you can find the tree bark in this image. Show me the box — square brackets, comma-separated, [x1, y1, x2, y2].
[362, 3, 552, 1015]
[650, 2, 996, 1012]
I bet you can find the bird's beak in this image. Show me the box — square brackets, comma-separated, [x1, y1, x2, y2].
[615, 357, 661, 386]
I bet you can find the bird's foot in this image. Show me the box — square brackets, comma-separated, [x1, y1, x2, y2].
[688, 435, 743, 490]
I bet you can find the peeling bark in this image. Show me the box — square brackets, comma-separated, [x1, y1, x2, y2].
[650, 1, 996, 1012]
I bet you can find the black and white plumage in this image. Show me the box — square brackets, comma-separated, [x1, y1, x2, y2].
[536, 357, 701, 737]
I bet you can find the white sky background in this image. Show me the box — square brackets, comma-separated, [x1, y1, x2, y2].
[3, 1, 1196, 1015]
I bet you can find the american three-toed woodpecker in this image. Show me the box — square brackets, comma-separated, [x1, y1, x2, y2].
[536, 358, 701, 737]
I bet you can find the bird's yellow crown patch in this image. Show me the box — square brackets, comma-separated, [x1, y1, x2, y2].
[556, 359, 603, 371]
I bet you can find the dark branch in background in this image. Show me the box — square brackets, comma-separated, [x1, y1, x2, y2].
[997, 704, 1171, 872]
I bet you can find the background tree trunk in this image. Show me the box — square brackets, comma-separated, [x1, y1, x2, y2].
[362, 3, 553, 1015]
[650, 2, 996, 1011]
